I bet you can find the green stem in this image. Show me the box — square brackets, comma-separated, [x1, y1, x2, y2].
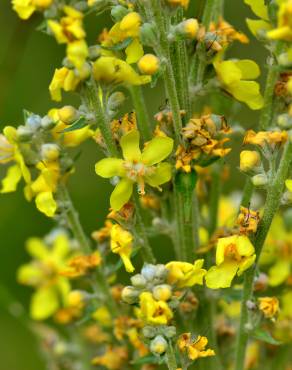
[146, 0, 183, 143]
[259, 42, 283, 130]
[58, 184, 118, 316]
[240, 178, 254, 208]
[166, 342, 178, 370]
[133, 192, 156, 264]
[86, 80, 118, 157]
[208, 165, 221, 238]
[234, 140, 292, 370]
[129, 86, 152, 140]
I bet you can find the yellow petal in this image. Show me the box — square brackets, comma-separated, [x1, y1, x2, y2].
[214, 60, 242, 85]
[35, 192, 57, 217]
[141, 136, 174, 165]
[145, 162, 172, 187]
[246, 19, 272, 37]
[244, 0, 269, 21]
[26, 237, 49, 260]
[12, 0, 35, 20]
[236, 235, 255, 257]
[125, 39, 144, 64]
[110, 178, 134, 211]
[0, 164, 22, 193]
[268, 260, 290, 286]
[95, 158, 125, 178]
[205, 261, 238, 289]
[285, 179, 292, 192]
[120, 130, 142, 162]
[234, 60, 261, 80]
[120, 253, 135, 273]
[52, 235, 70, 260]
[228, 81, 264, 110]
[238, 254, 256, 275]
[30, 287, 59, 320]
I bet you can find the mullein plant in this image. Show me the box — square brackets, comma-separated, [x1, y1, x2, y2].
[2, 0, 292, 369]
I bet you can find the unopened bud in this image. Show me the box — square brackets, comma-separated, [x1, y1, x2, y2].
[89, 45, 101, 60]
[138, 54, 160, 75]
[131, 273, 147, 288]
[17, 126, 33, 142]
[140, 23, 158, 47]
[240, 150, 261, 172]
[246, 300, 256, 310]
[111, 5, 129, 22]
[41, 143, 60, 161]
[58, 106, 78, 125]
[164, 326, 176, 338]
[41, 115, 55, 130]
[150, 335, 168, 355]
[141, 264, 157, 281]
[278, 113, 292, 129]
[155, 264, 168, 280]
[252, 174, 268, 187]
[121, 286, 139, 304]
[26, 114, 42, 131]
[67, 290, 86, 309]
[176, 18, 199, 39]
[108, 91, 126, 111]
[142, 325, 156, 339]
[152, 284, 172, 301]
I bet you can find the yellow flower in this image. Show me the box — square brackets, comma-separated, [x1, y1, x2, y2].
[17, 234, 72, 320]
[240, 150, 261, 172]
[243, 130, 288, 148]
[60, 252, 102, 278]
[120, 12, 141, 38]
[138, 54, 160, 75]
[0, 126, 31, 193]
[92, 346, 128, 370]
[237, 206, 260, 234]
[205, 235, 256, 289]
[12, 0, 53, 20]
[166, 0, 190, 8]
[135, 292, 173, 325]
[110, 224, 135, 273]
[93, 56, 151, 86]
[214, 57, 264, 110]
[267, 0, 292, 41]
[258, 296, 279, 318]
[92, 306, 112, 327]
[177, 333, 215, 361]
[95, 130, 173, 211]
[165, 260, 207, 288]
[49, 66, 90, 102]
[49, 108, 94, 147]
[25, 159, 60, 217]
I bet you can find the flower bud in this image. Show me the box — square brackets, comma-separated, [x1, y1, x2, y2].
[176, 18, 199, 39]
[58, 106, 78, 125]
[164, 326, 176, 338]
[141, 264, 157, 281]
[152, 284, 172, 301]
[150, 335, 168, 355]
[283, 208, 292, 230]
[240, 150, 261, 172]
[121, 286, 139, 304]
[140, 23, 158, 47]
[89, 45, 101, 60]
[108, 91, 126, 111]
[75, 62, 91, 80]
[67, 290, 86, 309]
[111, 5, 129, 22]
[138, 54, 160, 75]
[131, 273, 147, 288]
[41, 115, 55, 130]
[17, 125, 33, 142]
[26, 114, 42, 131]
[252, 174, 268, 187]
[41, 144, 60, 161]
[33, 0, 52, 8]
[277, 113, 292, 129]
[142, 325, 156, 339]
[155, 264, 168, 280]
[282, 190, 292, 204]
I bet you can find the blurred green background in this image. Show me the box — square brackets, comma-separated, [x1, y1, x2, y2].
[0, 1, 266, 369]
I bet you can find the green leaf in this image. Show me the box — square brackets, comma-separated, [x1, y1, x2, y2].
[252, 328, 281, 345]
[59, 117, 88, 133]
[101, 37, 133, 51]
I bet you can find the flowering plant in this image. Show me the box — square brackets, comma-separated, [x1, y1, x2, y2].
[2, 0, 292, 369]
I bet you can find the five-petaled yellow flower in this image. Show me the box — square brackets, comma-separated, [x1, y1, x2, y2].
[17, 234, 72, 320]
[135, 292, 173, 325]
[205, 235, 256, 289]
[95, 130, 173, 211]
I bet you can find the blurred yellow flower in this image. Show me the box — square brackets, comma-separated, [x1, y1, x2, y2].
[268, 0, 292, 41]
[110, 224, 135, 273]
[258, 296, 279, 318]
[135, 292, 173, 325]
[12, 0, 53, 20]
[166, 260, 207, 288]
[177, 333, 215, 361]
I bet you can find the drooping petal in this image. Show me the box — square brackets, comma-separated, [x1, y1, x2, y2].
[110, 178, 134, 211]
[141, 136, 174, 165]
[52, 235, 70, 260]
[214, 60, 242, 85]
[30, 287, 59, 320]
[145, 163, 172, 187]
[95, 158, 125, 178]
[120, 253, 135, 273]
[125, 39, 144, 64]
[120, 130, 141, 162]
[228, 81, 264, 110]
[0, 165, 22, 193]
[234, 60, 261, 80]
[236, 235, 255, 257]
[35, 192, 57, 217]
[205, 261, 238, 289]
[268, 260, 290, 286]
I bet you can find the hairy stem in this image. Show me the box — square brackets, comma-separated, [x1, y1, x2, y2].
[129, 86, 152, 140]
[166, 342, 178, 370]
[235, 140, 292, 370]
[58, 184, 118, 316]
